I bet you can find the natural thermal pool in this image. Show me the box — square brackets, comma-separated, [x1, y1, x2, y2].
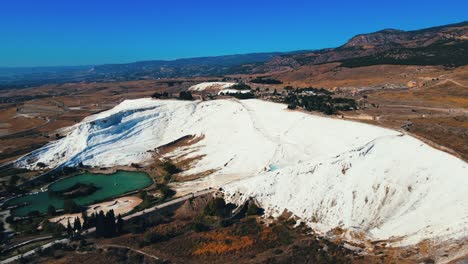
[5, 171, 152, 217]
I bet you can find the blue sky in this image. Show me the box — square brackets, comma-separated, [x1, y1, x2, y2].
[0, 0, 467, 67]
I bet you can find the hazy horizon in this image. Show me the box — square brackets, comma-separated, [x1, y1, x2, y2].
[1, 0, 467, 67]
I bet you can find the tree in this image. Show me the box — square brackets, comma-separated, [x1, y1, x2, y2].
[152, 92, 169, 99]
[47, 205, 56, 216]
[287, 104, 297, 110]
[178, 91, 194, 100]
[204, 198, 229, 217]
[251, 78, 282, 84]
[162, 161, 180, 175]
[81, 211, 88, 229]
[73, 217, 82, 231]
[36, 162, 47, 168]
[105, 210, 116, 237]
[246, 203, 260, 216]
[116, 214, 124, 234]
[94, 210, 118, 238]
[63, 199, 80, 213]
[95, 211, 105, 238]
[8, 175, 19, 186]
[66, 219, 73, 237]
[230, 83, 251, 90]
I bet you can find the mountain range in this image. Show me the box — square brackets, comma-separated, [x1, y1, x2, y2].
[1, 21, 466, 88]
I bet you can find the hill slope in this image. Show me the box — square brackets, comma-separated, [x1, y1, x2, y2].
[254, 21, 468, 72]
[14, 98, 468, 247]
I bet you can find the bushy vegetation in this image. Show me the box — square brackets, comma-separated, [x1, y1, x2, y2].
[246, 203, 262, 216]
[340, 40, 468, 68]
[63, 199, 81, 214]
[251, 78, 283, 84]
[178, 91, 194, 100]
[162, 161, 181, 176]
[65, 209, 124, 238]
[230, 83, 251, 90]
[151, 92, 169, 99]
[204, 197, 231, 218]
[283, 87, 357, 115]
[228, 92, 256, 100]
[299, 87, 334, 95]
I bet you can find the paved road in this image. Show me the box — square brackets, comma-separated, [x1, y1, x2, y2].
[0, 238, 69, 264]
[1, 189, 215, 264]
[3, 235, 53, 252]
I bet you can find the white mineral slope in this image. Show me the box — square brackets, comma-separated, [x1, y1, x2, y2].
[14, 98, 468, 246]
[223, 134, 468, 246]
[15, 98, 395, 180]
[188, 82, 236, 91]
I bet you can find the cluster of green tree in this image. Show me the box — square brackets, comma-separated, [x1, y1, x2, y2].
[8, 215, 45, 235]
[298, 87, 334, 95]
[283, 86, 334, 95]
[155, 183, 175, 198]
[65, 209, 124, 238]
[161, 160, 180, 183]
[178, 91, 194, 100]
[228, 92, 256, 100]
[151, 92, 169, 99]
[340, 40, 468, 68]
[165, 81, 184, 87]
[131, 184, 174, 214]
[188, 197, 236, 232]
[204, 197, 233, 218]
[1, 174, 24, 194]
[230, 83, 251, 90]
[284, 93, 357, 115]
[0, 222, 7, 242]
[44, 222, 66, 238]
[251, 78, 283, 84]
[63, 199, 81, 214]
[245, 202, 263, 216]
[25, 166, 79, 193]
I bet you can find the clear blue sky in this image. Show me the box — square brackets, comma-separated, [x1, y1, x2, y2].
[1, 0, 467, 67]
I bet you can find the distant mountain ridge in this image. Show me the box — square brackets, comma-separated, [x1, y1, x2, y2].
[90, 51, 310, 80]
[0, 51, 308, 88]
[254, 21, 468, 72]
[1, 21, 466, 88]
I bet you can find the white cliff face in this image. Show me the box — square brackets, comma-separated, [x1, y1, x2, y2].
[15, 98, 468, 246]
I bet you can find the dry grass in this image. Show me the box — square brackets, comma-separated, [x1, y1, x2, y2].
[193, 230, 254, 255]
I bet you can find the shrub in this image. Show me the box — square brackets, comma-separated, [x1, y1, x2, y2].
[162, 161, 180, 175]
[204, 198, 229, 217]
[251, 78, 283, 84]
[152, 92, 169, 99]
[287, 104, 297, 110]
[178, 91, 194, 100]
[63, 199, 80, 213]
[193, 221, 210, 232]
[37, 162, 47, 168]
[230, 83, 251, 90]
[229, 92, 255, 100]
[246, 203, 260, 216]
[47, 205, 56, 216]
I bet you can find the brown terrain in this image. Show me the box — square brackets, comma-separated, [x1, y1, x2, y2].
[24, 195, 442, 264]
